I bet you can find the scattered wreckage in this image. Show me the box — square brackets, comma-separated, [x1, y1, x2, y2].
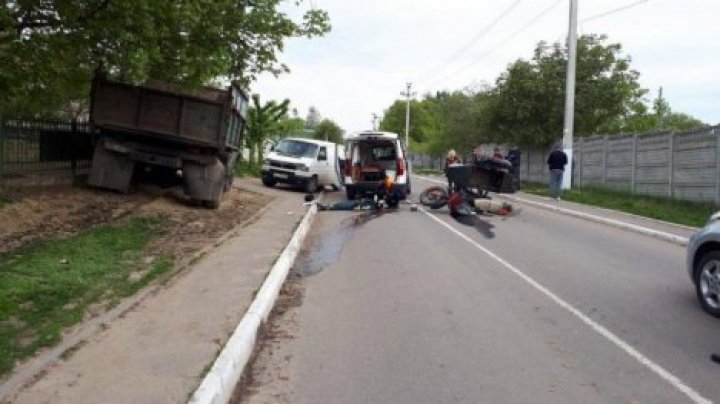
[418, 161, 516, 217]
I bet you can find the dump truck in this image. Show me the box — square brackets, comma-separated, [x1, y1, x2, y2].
[88, 73, 248, 208]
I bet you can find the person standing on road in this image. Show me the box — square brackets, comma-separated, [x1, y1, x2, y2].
[444, 149, 462, 191]
[547, 145, 568, 201]
[505, 144, 521, 177]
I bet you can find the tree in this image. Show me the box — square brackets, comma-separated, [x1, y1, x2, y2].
[313, 119, 344, 143]
[246, 95, 290, 164]
[485, 34, 647, 146]
[600, 87, 705, 134]
[275, 116, 306, 138]
[305, 106, 322, 129]
[0, 1, 330, 117]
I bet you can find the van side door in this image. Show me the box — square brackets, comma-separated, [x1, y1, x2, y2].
[317, 146, 330, 184]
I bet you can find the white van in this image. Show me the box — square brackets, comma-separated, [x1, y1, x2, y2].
[261, 138, 344, 193]
[344, 131, 411, 200]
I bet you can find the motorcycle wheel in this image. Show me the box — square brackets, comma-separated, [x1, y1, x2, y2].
[419, 186, 449, 209]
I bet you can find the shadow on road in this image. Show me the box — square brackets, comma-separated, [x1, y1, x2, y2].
[454, 215, 496, 239]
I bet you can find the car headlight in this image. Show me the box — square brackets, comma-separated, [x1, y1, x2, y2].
[706, 211, 720, 227]
[262, 158, 270, 165]
[298, 164, 309, 172]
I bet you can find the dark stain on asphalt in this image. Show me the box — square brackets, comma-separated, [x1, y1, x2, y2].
[295, 209, 395, 276]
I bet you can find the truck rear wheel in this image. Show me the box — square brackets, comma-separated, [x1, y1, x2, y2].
[203, 199, 220, 209]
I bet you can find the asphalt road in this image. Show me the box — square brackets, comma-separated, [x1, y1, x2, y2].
[241, 177, 720, 404]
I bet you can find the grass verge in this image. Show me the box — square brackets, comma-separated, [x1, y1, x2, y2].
[235, 161, 262, 178]
[413, 167, 443, 175]
[0, 215, 172, 377]
[0, 196, 10, 209]
[521, 182, 716, 228]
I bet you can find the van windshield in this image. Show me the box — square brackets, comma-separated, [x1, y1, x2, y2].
[274, 140, 319, 158]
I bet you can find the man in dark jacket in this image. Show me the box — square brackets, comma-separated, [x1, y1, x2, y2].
[505, 145, 521, 177]
[547, 146, 568, 200]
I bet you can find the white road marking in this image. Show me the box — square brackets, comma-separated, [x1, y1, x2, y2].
[420, 207, 710, 404]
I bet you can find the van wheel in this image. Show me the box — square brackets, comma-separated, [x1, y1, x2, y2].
[304, 177, 318, 194]
[346, 187, 356, 200]
[262, 178, 276, 187]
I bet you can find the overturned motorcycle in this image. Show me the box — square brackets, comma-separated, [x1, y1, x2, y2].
[419, 164, 513, 217]
[419, 186, 512, 216]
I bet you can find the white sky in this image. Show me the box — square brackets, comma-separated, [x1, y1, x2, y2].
[252, 0, 720, 133]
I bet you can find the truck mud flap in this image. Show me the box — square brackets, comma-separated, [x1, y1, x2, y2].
[183, 158, 225, 207]
[88, 141, 134, 192]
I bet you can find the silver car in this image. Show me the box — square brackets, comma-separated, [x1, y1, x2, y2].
[687, 212, 720, 318]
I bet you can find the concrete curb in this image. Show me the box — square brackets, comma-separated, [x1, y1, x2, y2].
[500, 194, 689, 246]
[189, 201, 319, 404]
[415, 175, 690, 246]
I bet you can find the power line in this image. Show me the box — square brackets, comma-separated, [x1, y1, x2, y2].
[581, 0, 650, 23]
[421, 0, 562, 92]
[413, 0, 523, 85]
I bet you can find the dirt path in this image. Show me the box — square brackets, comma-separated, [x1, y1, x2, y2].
[4, 179, 316, 403]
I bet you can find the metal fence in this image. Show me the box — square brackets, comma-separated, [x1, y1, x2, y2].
[519, 125, 720, 204]
[0, 119, 94, 179]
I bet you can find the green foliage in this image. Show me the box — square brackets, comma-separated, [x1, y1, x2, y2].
[380, 89, 490, 158]
[521, 183, 715, 228]
[600, 87, 706, 134]
[234, 161, 262, 178]
[276, 116, 306, 138]
[384, 33, 705, 155]
[313, 119, 344, 143]
[0, 215, 168, 376]
[246, 94, 290, 164]
[0, 1, 330, 117]
[486, 34, 647, 146]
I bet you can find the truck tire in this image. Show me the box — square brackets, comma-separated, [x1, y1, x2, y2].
[203, 199, 220, 209]
[304, 176, 318, 193]
[346, 187, 357, 200]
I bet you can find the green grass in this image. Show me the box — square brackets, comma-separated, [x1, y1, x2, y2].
[413, 167, 443, 175]
[0, 216, 172, 376]
[521, 182, 716, 228]
[235, 161, 262, 178]
[0, 196, 10, 209]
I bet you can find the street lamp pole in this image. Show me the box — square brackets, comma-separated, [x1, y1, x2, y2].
[401, 82, 415, 149]
[562, 0, 578, 189]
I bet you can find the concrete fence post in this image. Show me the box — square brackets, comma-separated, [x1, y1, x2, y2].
[602, 136, 608, 186]
[669, 133, 675, 198]
[577, 138, 583, 187]
[631, 134, 637, 194]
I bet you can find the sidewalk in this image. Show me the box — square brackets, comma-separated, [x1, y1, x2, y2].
[6, 178, 309, 404]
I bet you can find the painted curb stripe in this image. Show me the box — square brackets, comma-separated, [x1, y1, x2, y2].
[189, 202, 318, 404]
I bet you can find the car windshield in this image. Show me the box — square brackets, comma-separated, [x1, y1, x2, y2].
[274, 140, 318, 158]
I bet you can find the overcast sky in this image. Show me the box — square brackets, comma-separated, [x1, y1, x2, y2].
[252, 0, 719, 134]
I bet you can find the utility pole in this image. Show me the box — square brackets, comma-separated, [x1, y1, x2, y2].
[400, 82, 416, 149]
[371, 113, 379, 131]
[562, 0, 578, 189]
